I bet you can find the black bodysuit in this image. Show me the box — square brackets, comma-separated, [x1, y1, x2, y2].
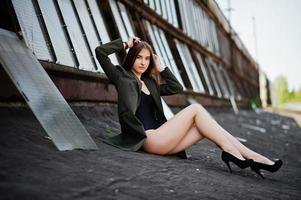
[135, 91, 163, 130]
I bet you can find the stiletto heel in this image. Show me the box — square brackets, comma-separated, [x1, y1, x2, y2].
[224, 160, 232, 173]
[250, 160, 282, 179]
[221, 151, 253, 173]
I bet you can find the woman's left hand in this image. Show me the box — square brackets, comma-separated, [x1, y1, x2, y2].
[153, 54, 165, 72]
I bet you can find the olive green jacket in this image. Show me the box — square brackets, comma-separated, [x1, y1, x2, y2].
[95, 39, 187, 158]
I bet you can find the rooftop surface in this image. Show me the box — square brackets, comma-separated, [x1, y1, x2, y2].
[0, 103, 300, 200]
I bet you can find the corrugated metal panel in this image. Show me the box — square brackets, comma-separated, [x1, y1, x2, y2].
[0, 29, 98, 151]
[12, 0, 52, 61]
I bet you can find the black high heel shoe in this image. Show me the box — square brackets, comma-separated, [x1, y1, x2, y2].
[250, 160, 283, 179]
[221, 151, 253, 173]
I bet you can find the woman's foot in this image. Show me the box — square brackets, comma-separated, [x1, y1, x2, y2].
[249, 154, 275, 165]
[221, 151, 253, 173]
[250, 159, 283, 179]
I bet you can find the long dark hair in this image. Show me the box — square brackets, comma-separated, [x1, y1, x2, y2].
[122, 41, 160, 85]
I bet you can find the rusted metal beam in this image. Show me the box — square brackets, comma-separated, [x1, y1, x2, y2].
[0, 62, 249, 108]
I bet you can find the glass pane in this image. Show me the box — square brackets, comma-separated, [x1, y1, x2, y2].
[12, 0, 52, 61]
[213, 63, 230, 98]
[175, 39, 205, 93]
[154, 0, 162, 15]
[157, 29, 185, 88]
[73, 0, 100, 71]
[177, 0, 219, 54]
[223, 69, 236, 97]
[195, 52, 214, 95]
[37, 0, 75, 66]
[87, 0, 119, 67]
[117, 1, 135, 37]
[152, 25, 169, 67]
[165, 0, 172, 24]
[144, 21, 185, 89]
[109, 0, 128, 41]
[178, 0, 186, 33]
[57, 0, 95, 71]
[170, 0, 178, 27]
[160, 0, 167, 20]
[205, 58, 222, 97]
[148, 0, 155, 10]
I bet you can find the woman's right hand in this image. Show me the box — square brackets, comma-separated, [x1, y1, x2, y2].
[124, 36, 140, 49]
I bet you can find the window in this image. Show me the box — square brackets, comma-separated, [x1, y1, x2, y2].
[109, 0, 135, 41]
[86, 0, 118, 67]
[37, 0, 74, 66]
[144, 21, 185, 88]
[195, 52, 214, 95]
[56, 0, 95, 71]
[175, 39, 205, 93]
[144, 0, 179, 27]
[177, 0, 220, 55]
[204, 58, 222, 97]
[12, 0, 52, 61]
[73, 0, 102, 71]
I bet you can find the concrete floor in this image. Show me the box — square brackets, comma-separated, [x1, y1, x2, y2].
[0, 103, 300, 200]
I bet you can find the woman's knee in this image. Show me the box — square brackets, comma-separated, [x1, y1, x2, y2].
[189, 103, 203, 110]
[188, 103, 204, 114]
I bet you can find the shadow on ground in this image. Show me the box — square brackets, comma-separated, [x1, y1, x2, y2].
[0, 103, 300, 200]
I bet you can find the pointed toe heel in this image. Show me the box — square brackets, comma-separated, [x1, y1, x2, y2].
[250, 159, 283, 179]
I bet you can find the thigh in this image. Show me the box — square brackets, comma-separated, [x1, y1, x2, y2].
[143, 104, 198, 155]
[166, 125, 204, 155]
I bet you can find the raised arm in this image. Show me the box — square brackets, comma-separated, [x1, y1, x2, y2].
[159, 67, 184, 96]
[95, 37, 141, 83]
[95, 39, 124, 83]
[152, 55, 183, 96]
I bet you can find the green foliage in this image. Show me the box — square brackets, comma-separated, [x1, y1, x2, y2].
[249, 95, 261, 109]
[274, 75, 301, 104]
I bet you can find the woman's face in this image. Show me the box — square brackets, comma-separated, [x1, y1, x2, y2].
[131, 48, 151, 76]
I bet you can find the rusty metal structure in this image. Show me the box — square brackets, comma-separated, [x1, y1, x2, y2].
[0, 0, 263, 107]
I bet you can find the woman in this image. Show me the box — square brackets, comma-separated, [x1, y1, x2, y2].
[95, 36, 282, 179]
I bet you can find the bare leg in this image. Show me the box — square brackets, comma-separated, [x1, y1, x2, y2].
[143, 104, 243, 159]
[165, 104, 273, 164]
[219, 130, 274, 164]
[166, 124, 204, 155]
